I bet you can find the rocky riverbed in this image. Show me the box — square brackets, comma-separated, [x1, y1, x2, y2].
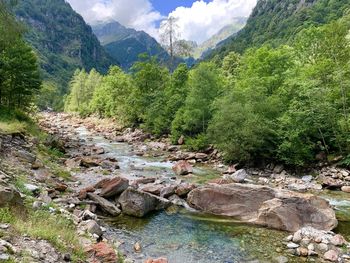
[1, 112, 349, 262]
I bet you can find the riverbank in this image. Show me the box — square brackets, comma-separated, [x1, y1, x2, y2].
[36, 112, 350, 262]
[0, 111, 349, 262]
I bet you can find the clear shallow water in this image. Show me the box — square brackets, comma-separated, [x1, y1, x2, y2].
[75, 127, 350, 262]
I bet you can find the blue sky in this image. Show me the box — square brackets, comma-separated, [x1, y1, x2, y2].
[67, 0, 257, 43]
[150, 0, 209, 15]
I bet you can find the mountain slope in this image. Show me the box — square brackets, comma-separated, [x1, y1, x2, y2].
[13, 0, 116, 90]
[210, 0, 350, 58]
[193, 17, 247, 59]
[92, 21, 169, 69]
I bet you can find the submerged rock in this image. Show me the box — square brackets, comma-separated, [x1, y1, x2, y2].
[119, 188, 171, 217]
[187, 183, 337, 232]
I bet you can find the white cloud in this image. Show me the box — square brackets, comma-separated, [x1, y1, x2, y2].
[66, 0, 163, 37]
[168, 0, 257, 44]
[66, 0, 257, 43]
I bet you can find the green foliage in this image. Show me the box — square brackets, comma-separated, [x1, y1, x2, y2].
[185, 133, 209, 151]
[171, 62, 224, 141]
[36, 81, 61, 110]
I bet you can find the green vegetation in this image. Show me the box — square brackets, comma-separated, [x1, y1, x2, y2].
[0, 207, 86, 262]
[210, 0, 350, 60]
[65, 12, 350, 167]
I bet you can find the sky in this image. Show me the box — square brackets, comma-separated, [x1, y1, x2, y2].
[67, 0, 257, 44]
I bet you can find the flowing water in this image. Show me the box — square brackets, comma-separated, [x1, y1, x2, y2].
[75, 127, 350, 262]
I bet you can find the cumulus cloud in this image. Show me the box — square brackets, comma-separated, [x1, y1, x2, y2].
[66, 0, 257, 43]
[66, 0, 163, 37]
[168, 0, 257, 44]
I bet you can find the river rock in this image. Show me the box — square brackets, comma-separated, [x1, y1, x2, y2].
[80, 157, 101, 168]
[140, 184, 163, 195]
[87, 193, 121, 216]
[119, 188, 171, 217]
[341, 186, 350, 193]
[160, 186, 176, 198]
[79, 220, 103, 237]
[223, 169, 248, 183]
[187, 184, 337, 232]
[100, 177, 129, 198]
[324, 250, 339, 262]
[175, 183, 196, 197]
[172, 161, 193, 176]
[86, 242, 117, 262]
[145, 258, 168, 263]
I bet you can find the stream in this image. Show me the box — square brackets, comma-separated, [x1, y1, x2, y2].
[73, 127, 350, 263]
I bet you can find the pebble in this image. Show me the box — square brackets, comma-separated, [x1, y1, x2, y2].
[287, 242, 299, 249]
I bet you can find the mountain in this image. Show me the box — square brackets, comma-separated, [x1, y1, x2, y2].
[209, 0, 350, 58]
[193, 17, 247, 59]
[13, 0, 116, 90]
[92, 21, 169, 69]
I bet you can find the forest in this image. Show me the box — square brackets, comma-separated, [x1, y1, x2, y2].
[64, 13, 350, 167]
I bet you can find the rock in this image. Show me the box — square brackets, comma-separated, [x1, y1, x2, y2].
[323, 250, 339, 262]
[87, 193, 121, 216]
[274, 256, 288, 263]
[79, 220, 103, 237]
[81, 210, 98, 221]
[86, 242, 117, 263]
[80, 157, 101, 168]
[288, 183, 308, 192]
[273, 165, 284, 174]
[54, 182, 68, 192]
[140, 184, 164, 195]
[160, 186, 176, 198]
[322, 177, 343, 189]
[175, 183, 196, 197]
[341, 186, 350, 193]
[145, 258, 168, 263]
[302, 175, 313, 183]
[99, 177, 129, 198]
[318, 243, 329, 252]
[178, 135, 184, 145]
[31, 160, 44, 170]
[297, 247, 309, 257]
[15, 150, 36, 163]
[172, 161, 193, 176]
[330, 234, 346, 246]
[119, 188, 171, 217]
[134, 177, 157, 185]
[78, 186, 95, 200]
[223, 169, 248, 183]
[187, 184, 337, 232]
[195, 153, 208, 161]
[24, 183, 40, 193]
[287, 242, 299, 249]
[0, 186, 23, 208]
[292, 232, 303, 243]
[134, 242, 142, 253]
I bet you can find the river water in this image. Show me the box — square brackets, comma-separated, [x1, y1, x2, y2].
[74, 127, 350, 263]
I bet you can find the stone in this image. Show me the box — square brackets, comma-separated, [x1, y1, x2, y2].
[24, 183, 40, 193]
[287, 242, 299, 249]
[317, 243, 329, 252]
[194, 153, 208, 161]
[341, 186, 350, 193]
[80, 157, 101, 168]
[54, 182, 68, 192]
[79, 220, 103, 237]
[81, 210, 98, 221]
[178, 135, 184, 145]
[187, 184, 337, 232]
[78, 186, 95, 200]
[134, 242, 142, 253]
[323, 250, 339, 262]
[15, 150, 36, 163]
[119, 188, 171, 217]
[99, 177, 129, 198]
[330, 234, 346, 246]
[292, 232, 302, 243]
[145, 258, 168, 263]
[273, 164, 284, 174]
[0, 186, 23, 208]
[87, 193, 121, 216]
[175, 183, 196, 197]
[134, 177, 157, 185]
[322, 177, 343, 189]
[274, 256, 288, 263]
[297, 247, 309, 257]
[140, 184, 163, 196]
[86, 242, 117, 262]
[223, 169, 248, 183]
[160, 186, 176, 198]
[172, 161, 193, 176]
[302, 175, 313, 183]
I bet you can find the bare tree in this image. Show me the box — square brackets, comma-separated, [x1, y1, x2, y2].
[160, 16, 179, 62]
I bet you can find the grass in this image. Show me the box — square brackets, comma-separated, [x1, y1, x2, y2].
[0, 207, 86, 262]
[14, 176, 35, 197]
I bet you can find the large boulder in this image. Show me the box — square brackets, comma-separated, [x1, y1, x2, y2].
[223, 169, 248, 183]
[119, 188, 171, 217]
[187, 184, 337, 232]
[99, 177, 129, 198]
[172, 161, 193, 176]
